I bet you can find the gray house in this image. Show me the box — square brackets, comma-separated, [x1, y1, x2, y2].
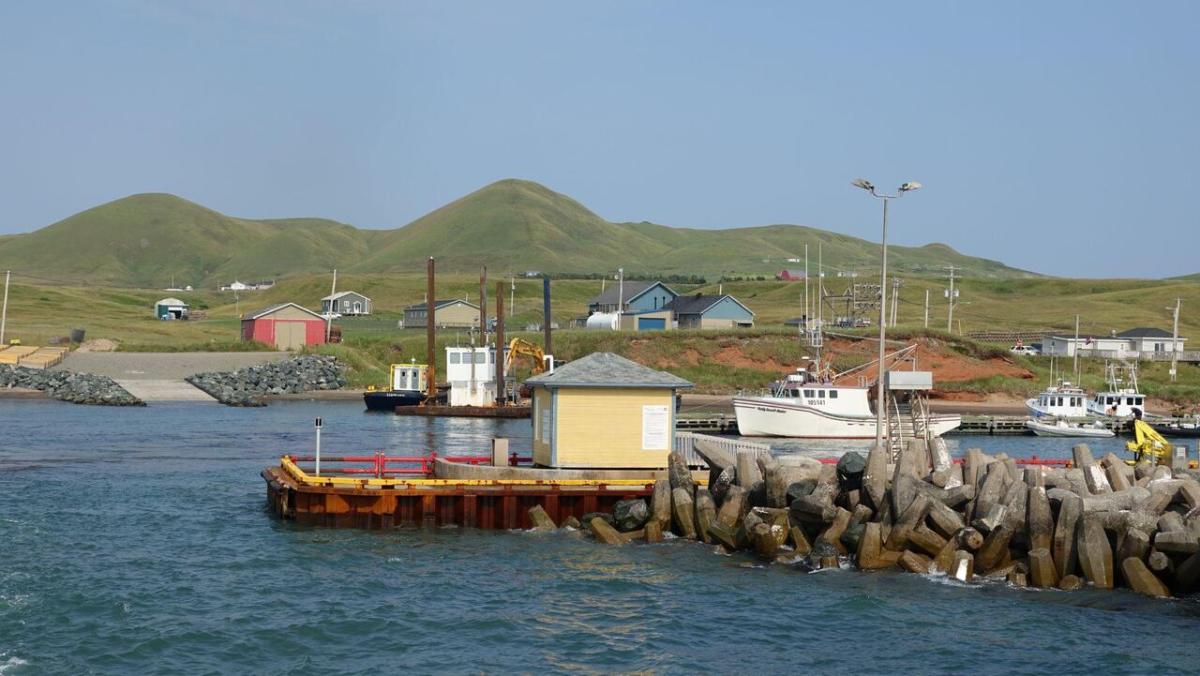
[587, 281, 678, 314]
[321, 291, 372, 316]
[666, 294, 755, 329]
[403, 299, 480, 329]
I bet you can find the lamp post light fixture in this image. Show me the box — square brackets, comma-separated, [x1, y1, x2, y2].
[852, 178, 922, 450]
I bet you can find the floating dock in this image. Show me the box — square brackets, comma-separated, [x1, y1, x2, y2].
[263, 455, 653, 529]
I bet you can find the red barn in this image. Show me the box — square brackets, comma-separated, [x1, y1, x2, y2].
[241, 303, 328, 350]
[777, 269, 806, 281]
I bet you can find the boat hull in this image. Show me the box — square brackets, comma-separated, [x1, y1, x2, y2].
[363, 391, 425, 411]
[732, 396, 961, 439]
[1151, 424, 1200, 438]
[1024, 419, 1114, 438]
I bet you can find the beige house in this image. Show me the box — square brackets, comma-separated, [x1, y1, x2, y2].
[526, 352, 693, 469]
[402, 299, 480, 329]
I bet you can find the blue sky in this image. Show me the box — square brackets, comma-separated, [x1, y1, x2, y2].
[1, 1, 1197, 277]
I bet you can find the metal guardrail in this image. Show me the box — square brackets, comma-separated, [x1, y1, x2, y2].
[674, 431, 770, 468]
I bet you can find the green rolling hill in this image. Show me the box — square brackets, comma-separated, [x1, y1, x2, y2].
[0, 179, 1035, 286]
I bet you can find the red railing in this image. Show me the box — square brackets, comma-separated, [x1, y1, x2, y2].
[813, 455, 1072, 467]
[287, 451, 1072, 478]
[287, 451, 534, 477]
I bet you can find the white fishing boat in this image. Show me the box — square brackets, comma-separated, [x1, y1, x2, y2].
[1024, 418, 1114, 438]
[1087, 361, 1146, 418]
[733, 346, 961, 439]
[1025, 382, 1088, 418]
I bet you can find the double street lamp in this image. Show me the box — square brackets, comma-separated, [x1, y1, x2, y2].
[852, 178, 922, 449]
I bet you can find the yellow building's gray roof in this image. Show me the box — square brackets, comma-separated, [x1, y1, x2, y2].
[527, 352, 692, 389]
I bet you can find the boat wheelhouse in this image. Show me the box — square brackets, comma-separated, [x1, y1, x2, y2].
[733, 352, 961, 440]
[1025, 383, 1088, 418]
[363, 363, 428, 411]
[1086, 362, 1146, 418]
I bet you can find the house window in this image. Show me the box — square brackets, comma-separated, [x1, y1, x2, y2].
[449, 353, 461, 364]
[474, 352, 486, 364]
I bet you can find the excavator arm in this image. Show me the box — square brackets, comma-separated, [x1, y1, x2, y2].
[1126, 419, 1173, 464]
[504, 338, 546, 376]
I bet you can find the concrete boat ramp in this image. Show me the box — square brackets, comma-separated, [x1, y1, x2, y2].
[53, 352, 290, 403]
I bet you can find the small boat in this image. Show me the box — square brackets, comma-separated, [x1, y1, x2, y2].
[363, 363, 428, 412]
[1025, 418, 1114, 438]
[1150, 418, 1200, 438]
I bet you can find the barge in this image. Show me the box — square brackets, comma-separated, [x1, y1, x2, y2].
[263, 454, 664, 529]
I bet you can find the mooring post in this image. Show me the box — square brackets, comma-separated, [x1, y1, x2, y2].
[495, 280, 505, 406]
[315, 416, 323, 476]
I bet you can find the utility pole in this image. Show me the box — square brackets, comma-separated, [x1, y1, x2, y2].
[325, 268, 337, 342]
[1073, 314, 1080, 385]
[945, 266, 957, 333]
[923, 288, 929, 329]
[801, 246, 811, 336]
[617, 267, 625, 328]
[510, 275, 515, 318]
[890, 277, 900, 327]
[0, 270, 9, 345]
[1170, 298, 1181, 382]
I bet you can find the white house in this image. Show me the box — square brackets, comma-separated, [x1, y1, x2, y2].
[1042, 327, 1187, 359]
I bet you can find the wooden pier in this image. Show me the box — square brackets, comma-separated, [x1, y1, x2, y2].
[675, 415, 739, 434]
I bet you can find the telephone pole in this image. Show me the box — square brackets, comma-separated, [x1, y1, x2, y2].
[325, 268, 337, 342]
[1170, 298, 1181, 382]
[923, 288, 929, 329]
[945, 266, 958, 333]
[0, 270, 9, 345]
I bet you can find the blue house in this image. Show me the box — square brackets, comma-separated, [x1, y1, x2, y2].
[587, 281, 678, 315]
[666, 294, 755, 329]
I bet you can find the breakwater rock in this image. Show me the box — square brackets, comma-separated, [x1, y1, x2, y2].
[186, 355, 347, 406]
[565, 440, 1200, 599]
[0, 364, 143, 406]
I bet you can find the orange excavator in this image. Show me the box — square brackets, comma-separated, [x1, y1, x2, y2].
[504, 338, 552, 377]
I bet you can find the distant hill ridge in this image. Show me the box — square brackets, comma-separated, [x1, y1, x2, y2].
[0, 179, 1036, 286]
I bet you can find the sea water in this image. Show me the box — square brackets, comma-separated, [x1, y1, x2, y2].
[1, 399, 1198, 674]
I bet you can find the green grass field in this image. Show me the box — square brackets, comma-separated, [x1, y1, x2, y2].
[4, 272, 1198, 402]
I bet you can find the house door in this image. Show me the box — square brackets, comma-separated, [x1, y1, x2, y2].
[274, 322, 305, 350]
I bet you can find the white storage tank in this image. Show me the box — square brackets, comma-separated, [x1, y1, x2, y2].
[585, 312, 620, 330]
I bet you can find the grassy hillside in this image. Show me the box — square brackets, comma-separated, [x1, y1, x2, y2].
[0, 194, 376, 288]
[5, 272, 1198, 346]
[0, 179, 1035, 286]
[3, 271, 1197, 402]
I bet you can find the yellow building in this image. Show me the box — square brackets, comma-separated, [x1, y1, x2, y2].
[526, 352, 693, 469]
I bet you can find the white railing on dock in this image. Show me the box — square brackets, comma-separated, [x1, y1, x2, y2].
[674, 431, 771, 468]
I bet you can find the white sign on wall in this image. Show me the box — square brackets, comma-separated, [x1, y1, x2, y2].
[642, 404, 670, 450]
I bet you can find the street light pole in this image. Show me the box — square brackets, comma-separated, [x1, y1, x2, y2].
[853, 179, 922, 450]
